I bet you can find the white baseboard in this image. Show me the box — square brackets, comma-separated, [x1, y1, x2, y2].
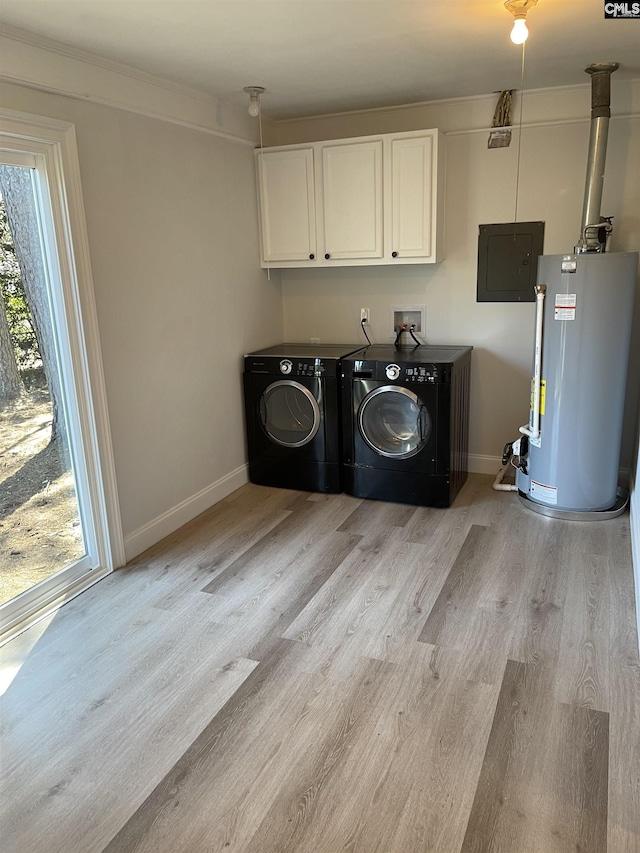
[124, 465, 249, 563]
[468, 454, 502, 475]
[467, 456, 632, 483]
[123, 458, 496, 563]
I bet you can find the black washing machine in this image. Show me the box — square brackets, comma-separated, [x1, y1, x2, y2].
[243, 343, 366, 493]
[341, 344, 472, 507]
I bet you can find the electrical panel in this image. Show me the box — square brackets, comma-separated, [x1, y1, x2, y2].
[477, 221, 545, 302]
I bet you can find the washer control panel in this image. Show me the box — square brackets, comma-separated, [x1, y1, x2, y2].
[405, 365, 440, 383]
[348, 360, 442, 383]
[378, 363, 441, 382]
[344, 346, 471, 384]
[245, 355, 330, 377]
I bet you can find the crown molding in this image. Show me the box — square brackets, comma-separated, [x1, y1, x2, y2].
[272, 78, 640, 127]
[2, 23, 637, 142]
[1, 24, 215, 102]
[0, 25, 261, 145]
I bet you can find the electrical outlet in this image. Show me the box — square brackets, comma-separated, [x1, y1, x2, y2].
[360, 307, 370, 324]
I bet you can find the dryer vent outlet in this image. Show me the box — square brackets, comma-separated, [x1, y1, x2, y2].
[391, 306, 425, 337]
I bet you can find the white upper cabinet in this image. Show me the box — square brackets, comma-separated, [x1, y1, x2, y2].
[257, 147, 316, 262]
[388, 133, 437, 261]
[255, 129, 444, 268]
[319, 140, 383, 261]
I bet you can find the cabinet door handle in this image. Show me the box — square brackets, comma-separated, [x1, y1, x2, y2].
[392, 251, 398, 258]
[309, 254, 315, 260]
[324, 253, 331, 259]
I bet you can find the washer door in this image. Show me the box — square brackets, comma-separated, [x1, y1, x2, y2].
[358, 385, 431, 459]
[259, 380, 321, 448]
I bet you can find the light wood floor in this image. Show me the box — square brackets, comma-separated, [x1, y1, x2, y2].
[1, 474, 639, 852]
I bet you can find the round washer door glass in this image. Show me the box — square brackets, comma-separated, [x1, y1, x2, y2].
[358, 385, 431, 458]
[259, 380, 321, 447]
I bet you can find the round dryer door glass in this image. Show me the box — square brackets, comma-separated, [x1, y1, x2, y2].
[358, 386, 431, 459]
[259, 380, 321, 448]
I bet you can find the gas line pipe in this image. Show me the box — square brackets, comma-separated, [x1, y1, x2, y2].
[519, 283, 547, 441]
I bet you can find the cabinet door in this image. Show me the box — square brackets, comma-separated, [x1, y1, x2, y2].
[257, 148, 316, 262]
[390, 134, 435, 260]
[320, 140, 383, 260]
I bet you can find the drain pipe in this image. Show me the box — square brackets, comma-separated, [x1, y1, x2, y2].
[493, 442, 518, 492]
[493, 466, 518, 491]
[576, 61, 619, 253]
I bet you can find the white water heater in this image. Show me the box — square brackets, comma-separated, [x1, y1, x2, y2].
[513, 63, 639, 519]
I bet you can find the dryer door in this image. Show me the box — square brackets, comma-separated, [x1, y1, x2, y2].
[259, 380, 321, 447]
[358, 385, 431, 459]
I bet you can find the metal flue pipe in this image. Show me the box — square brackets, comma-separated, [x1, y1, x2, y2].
[576, 61, 619, 252]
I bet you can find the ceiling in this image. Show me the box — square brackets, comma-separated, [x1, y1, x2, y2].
[1, 1, 639, 120]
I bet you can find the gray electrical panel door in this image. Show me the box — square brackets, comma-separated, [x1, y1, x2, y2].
[477, 221, 544, 302]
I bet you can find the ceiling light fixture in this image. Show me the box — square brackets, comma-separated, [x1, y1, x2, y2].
[504, 0, 538, 44]
[243, 86, 265, 117]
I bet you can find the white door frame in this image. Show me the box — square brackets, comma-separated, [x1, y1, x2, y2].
[0, 108, 124, 644]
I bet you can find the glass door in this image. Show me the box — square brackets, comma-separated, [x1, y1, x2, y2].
[0, 111, 122, 645]
[0, 164, 87, 606]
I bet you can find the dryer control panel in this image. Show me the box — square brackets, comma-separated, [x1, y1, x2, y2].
[292, 358, 326, 378]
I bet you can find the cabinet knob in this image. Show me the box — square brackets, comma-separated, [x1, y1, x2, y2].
[324, 253, 331, 260]
[392, 251, 398, 258]
[309, 253, 315, 260]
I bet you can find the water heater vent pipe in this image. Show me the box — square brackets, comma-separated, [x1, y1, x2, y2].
[576, 61, 619, 253]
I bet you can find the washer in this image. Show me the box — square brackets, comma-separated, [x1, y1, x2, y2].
[341, 344, 472, 507]
[243, 343, 366, 493]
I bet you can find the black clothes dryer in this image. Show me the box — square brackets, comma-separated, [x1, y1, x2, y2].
[243, 343, 366, 493]
[341, 344, 472, 507]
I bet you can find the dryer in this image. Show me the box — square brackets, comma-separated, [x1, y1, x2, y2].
[341, 345, 472, 507]
[243, 343, 366, 493]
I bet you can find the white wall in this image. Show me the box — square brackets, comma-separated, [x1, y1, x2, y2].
[0, 80, 283, 559]
[267, 81, 640, 473]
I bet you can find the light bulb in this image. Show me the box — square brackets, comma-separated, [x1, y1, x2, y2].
[243, 86, 265, 117]
[510, 17, 528, 44]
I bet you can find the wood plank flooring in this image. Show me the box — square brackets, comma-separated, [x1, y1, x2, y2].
[1, 474, 639, 852]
